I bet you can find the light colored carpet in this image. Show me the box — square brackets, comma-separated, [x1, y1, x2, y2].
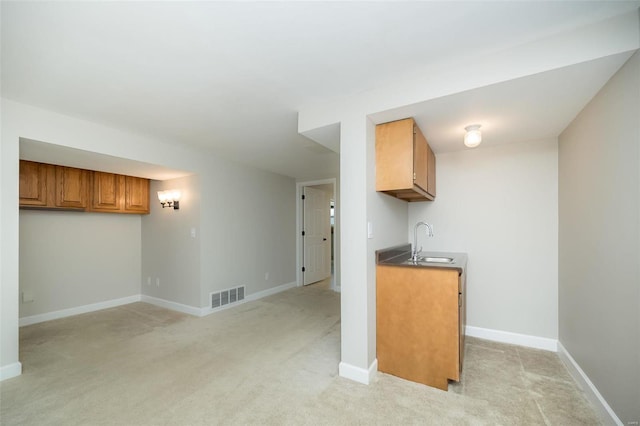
[1, 283, 600, 425]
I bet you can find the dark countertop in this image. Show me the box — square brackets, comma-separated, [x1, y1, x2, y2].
[376, 244, 467, 274]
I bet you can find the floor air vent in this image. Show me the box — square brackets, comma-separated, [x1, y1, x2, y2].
[210, 286, 246, 310]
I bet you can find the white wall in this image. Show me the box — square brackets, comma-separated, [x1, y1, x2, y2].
[198, 164, 296, 307]
[0, 98, 301, 377]
[337, 115, 371, 381]
[337, 115, 408, 384]
[409, 139, 559, 340]
[366, 117, 408, 362]
[0, 100, 20, 379]
[142, 175, 201, 307]
[558, 52, 639, 424]
[20, 210, 141, 317]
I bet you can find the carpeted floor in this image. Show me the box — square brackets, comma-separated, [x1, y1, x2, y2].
[0, 283, 601, 425]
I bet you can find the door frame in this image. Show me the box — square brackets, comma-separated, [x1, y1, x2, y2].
[296, 178, 338, 291]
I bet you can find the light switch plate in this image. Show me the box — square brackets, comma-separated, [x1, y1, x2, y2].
[367, 221, 374, 239]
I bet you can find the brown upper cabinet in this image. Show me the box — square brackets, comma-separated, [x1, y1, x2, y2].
[376, 117, 436, 202]
[90, 172, 149, 214]
[56, 166, 89, 209]
[124, 176, 150, 213]
[19, 160, 150, 215]
[91, 171, 124, 212]
[19, 161, 48, 206]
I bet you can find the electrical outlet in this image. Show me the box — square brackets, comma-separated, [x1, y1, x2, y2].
[264, 272, 269, 281]
[22, 291, 34, 303]
[156, 278, 160, 287]
[147, 276, 151, 286]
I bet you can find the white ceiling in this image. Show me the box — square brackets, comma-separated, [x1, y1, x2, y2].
[2, 1, 639, 179]
[371, 52, 634, 152]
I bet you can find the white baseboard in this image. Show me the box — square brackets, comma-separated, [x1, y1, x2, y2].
[141, 295, 202, 317]
[245, 281, 297, 302]
[0, 362, 22, 382]
[466, 325, 558, 352]
[19, 295, 142, 327]
[200, 281, 297, 316]
[18, 282, 299, 326]
[339, 359, 378, 385]
[557, 342, 622, 426]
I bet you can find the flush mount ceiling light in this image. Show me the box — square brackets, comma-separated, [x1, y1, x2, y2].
[464, 124, 482, 148]
[157, 189, 181, 210]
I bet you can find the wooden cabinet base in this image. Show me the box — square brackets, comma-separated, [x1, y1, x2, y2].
[376, 265, 464, 391]
[378, 188, 434, 202]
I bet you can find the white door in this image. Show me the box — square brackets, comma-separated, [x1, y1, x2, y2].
[303, 186, 331, 285]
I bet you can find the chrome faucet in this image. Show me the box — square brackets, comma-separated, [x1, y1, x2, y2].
[411, 221, 434, 261]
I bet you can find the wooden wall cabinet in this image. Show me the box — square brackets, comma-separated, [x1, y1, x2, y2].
[19, 160, 150, 215]
[55, 166, 89, 209]
[376, 265, 466, 390]
[19, 161, 49, 206]
[91, 172, 124, 212]
[19, 161, 87, 210]
[376, 117, 436, 202]
[124, 176, 150, 213]
[90, 172, 149, 214]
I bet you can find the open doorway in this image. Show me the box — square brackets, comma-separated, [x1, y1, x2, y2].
[296, 179, 337, 291]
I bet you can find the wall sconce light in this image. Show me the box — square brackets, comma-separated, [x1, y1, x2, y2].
[157, 189, 181, 210]
[464, 124, 482, 148]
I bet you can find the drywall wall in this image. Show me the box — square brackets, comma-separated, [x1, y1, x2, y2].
[409, 139, 559, 340]
[19, 210, 141, 318]
[333, 176, 341, 290]
[336, 114, 408, 384]
[337, 114, 371, 381]
[199, 161, 296, 307]
[142, 175, 201, 308]
[366, 117, 409, 365]
[0, 102, 21, 379]
[558, 52, 639, 424]
[1, 99, 303, 377]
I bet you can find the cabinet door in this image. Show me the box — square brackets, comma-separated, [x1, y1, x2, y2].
[19, 160, 48, 206]
[124, 176, 149, 213]
[376, 118, 414, 191]
[92, 172, 123, 212]
[56, 166, 88, 208]
[427, 143, 436, 197]
[413, 126, 429, 192]
[377, 266, 461, 389]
